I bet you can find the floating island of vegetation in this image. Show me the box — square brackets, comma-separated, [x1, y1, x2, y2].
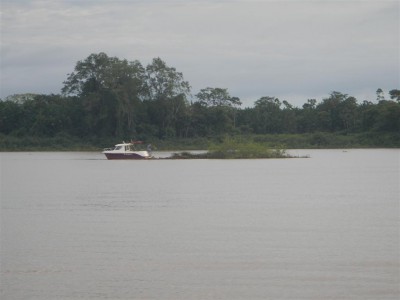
[167, 138, 304, 159]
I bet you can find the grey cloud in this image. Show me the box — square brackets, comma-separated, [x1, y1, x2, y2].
[1, 0, 398, 106]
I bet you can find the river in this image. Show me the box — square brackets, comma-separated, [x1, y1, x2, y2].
[1, 149, 399, 299]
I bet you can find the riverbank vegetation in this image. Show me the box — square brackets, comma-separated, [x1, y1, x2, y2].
[1, 53, 399, 151]
[170, 137, 290, 159]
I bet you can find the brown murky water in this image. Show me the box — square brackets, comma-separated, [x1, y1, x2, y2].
[1, 149, 399, 299]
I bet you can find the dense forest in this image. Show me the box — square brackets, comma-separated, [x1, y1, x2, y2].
[1, 52, 399, 149]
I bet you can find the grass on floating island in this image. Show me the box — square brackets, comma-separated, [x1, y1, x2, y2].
[169, 138, 294, 159]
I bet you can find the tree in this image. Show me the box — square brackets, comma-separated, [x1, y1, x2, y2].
[62, 53, 146, 137]
[0, 99, 23, 134]
[374, 100, 400, 131]
[194, 87, 242, 133]
[144, 58, 191, 138]
[376, 88, 385, 102]
[338, 96, 358, 131]
[189, 102, 213, 136]
[281, 100, 297, 133]
[359, 100, 377, 131]
[253, 96, 282, 133]
[195, 87, 241, 108]
[298, 99, 318, 133]
[389, 89, 400, 102]
[145, 57, 191, 101]
[317, 92, 348, 131]
[302, 99, 316, 110]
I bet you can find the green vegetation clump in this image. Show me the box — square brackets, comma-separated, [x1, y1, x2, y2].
[207, 137, 288, 158]
[169, 137, 291, 159]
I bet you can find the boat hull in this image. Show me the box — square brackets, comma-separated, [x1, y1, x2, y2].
[104, 152, 151, 160]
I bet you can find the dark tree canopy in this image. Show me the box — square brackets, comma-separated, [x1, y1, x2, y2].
[1, 53, 399, 143]
[195, 87, 241, 107]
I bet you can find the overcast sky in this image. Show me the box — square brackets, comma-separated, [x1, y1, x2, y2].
[1, 0, 399, 106]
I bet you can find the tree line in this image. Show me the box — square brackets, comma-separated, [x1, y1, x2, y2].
[1, 53, 399, 142]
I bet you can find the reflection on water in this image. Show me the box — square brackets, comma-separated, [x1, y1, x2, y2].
[1, 149, 399, 299]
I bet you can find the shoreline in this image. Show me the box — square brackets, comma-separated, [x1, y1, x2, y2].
[1, 132, 399, 152]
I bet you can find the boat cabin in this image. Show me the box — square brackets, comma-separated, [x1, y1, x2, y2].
[111, 143, 137, 152]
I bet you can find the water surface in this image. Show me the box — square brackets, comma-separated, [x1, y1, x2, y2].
[1, 149, 399, 299]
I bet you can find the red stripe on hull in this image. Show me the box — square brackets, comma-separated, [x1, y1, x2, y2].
[104, 153, 148, 160]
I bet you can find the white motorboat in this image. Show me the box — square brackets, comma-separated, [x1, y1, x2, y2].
[102, 141, 153, 160]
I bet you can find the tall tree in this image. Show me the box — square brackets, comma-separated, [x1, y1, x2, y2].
[298, 99, 318, 133]
[281, 100, 297, 133]
[145, 58, 191, 101]
[62, 53, 146, 137]
[144, 58, 191, 137]
[253, 96, 282, 133]
[317, 92, 348, 131]
[338, 96, 358, 131]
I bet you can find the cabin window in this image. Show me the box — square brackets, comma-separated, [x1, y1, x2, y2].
[115, 146, 123, 150]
